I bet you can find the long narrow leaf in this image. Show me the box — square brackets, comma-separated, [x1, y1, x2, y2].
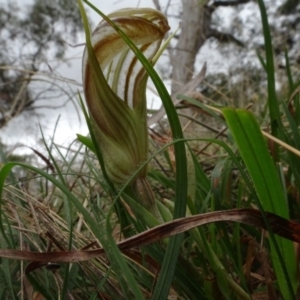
[257, 0, 280, 140]
[2, 207, 300, 262]
[223, 108, 297, 299]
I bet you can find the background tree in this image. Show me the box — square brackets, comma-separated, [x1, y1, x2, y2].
[151, 0, 300, 129]
[0, 0, 83, 128]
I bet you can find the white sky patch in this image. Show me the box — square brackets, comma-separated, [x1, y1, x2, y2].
[1, 0, 294, 155]
[1, 0, 157, 152]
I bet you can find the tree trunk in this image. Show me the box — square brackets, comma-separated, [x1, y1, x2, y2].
[171, 0, 211, 94]
[169, 0, 211, 130]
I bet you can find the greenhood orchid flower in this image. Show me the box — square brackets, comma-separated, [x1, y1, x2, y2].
[82, 8, 169, 217]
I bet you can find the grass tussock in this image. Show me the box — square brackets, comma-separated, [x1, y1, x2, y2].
[1, 0, 300, 299]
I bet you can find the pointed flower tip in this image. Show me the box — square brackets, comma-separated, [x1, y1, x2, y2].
[82, 8, 169, 185]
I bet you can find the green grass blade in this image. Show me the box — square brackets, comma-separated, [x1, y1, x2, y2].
[0, 160, 145, 299]
[223, 107, 297, 299]
[77, 134, 95, 153]
[1, 258, 17, 300]
[177, 93, 224, 123]
[284, 48, 294, 90]
[257, 0, 280, 140]
[223, 109, 284, 213]
[256, 50, 267, 71]
[285, 50, 300, 123]
[38, 128, 74, 298]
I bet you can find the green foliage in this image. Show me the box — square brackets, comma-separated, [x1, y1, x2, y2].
[0, 1, 299, 299]
[223, 108, 297, 299]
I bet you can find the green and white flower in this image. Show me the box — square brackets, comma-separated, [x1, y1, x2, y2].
[82, 8, 169, 218]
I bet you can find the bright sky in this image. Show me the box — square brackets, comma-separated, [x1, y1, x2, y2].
[1, 0, 161, 154]
[0, 0, 229, 153]
[1, 0, 277, 155]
